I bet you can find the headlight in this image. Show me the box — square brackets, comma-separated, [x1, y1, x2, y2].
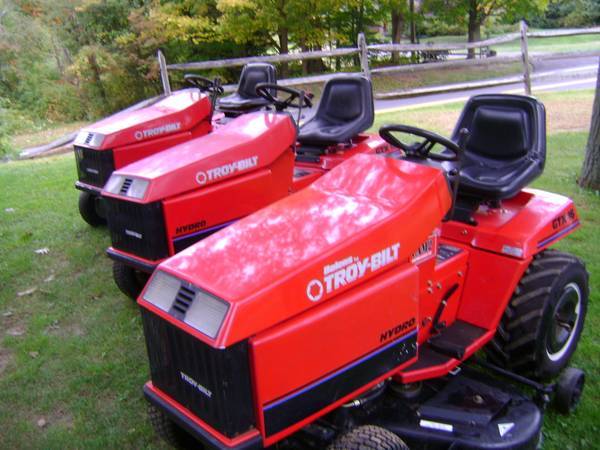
[104, 175, 149, 199]
[184, 290, 229, 339]
[143, 270, 230, 339]
[143, 270, 181, 311]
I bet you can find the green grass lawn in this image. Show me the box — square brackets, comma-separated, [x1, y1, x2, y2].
[1, 93, 599, 449]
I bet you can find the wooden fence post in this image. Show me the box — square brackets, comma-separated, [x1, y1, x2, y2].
[520, 20, 532, 95]
[358, 33, 371, 80]
[158, 50, 171, 96]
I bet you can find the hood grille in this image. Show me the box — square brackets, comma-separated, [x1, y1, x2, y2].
[141, 309, 255, 438]
[105, 198, 169, 261]
[74, 146, 115, 187]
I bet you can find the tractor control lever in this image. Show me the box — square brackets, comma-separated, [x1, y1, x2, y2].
[448, 128, 469, 221]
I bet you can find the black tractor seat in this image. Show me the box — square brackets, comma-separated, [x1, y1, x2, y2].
[453, 94, 546, 201]
[218, 63, 276, 115]
[297, 76, 374, 152]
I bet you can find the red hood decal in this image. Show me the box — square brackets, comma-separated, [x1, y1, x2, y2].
[158, 154, 452, 346]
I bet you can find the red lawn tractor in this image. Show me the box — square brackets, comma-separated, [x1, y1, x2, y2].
[137, 94, 588, 450]
[73, 63, 276, 226]
[102, 76, 394, 299]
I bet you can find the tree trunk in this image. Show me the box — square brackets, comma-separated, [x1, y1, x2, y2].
[467, 0, 480, 59]
[391, 9, 404, 65]
[409, 0, 416, 44]
[579, 60, 600, 190]
[87, 52, 109, 111]
[278, 27, 289, 78]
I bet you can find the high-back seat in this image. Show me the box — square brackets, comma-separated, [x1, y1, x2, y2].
[218, 63, 276, 114]
[453, 94, 546, 201]
[298, 76, 374, 149]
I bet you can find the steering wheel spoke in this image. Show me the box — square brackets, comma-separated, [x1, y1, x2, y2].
[379, 124, 462, 162]
[255, 83, 312, 111]
[184, 74, 224, 95]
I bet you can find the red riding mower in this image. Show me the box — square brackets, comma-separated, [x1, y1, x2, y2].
[73, 63, 276, 226]
[102, 76, 393, 299]
[137, 94, 588, 450]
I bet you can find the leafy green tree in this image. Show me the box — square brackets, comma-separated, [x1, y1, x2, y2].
[424, 0, 548, 57]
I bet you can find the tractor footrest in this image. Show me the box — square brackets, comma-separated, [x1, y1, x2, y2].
[428, 320, 487, 360]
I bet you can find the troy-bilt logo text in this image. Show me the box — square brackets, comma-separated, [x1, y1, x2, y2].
[180, 371, 212, 398]
[306, 242, 401, 302]
[134, 122, 181, 140]
[380, 317, 416, 343]
[196, 156, 258, 185]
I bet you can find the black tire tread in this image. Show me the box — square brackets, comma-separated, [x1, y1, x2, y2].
[486, 249, 588, 378]
[148, 404, 196, 449]
[328, 425, 408, 450]
[78, 191, 106, 227]
[113, 261, 147, 300]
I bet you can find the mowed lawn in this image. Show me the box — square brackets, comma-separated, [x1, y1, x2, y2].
[0, 90, 599, 449]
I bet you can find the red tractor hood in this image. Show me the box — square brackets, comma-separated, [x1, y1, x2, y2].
[104, 112, 297, 202]
[152, 154, 452, 347]
[74, 89, 211, 150]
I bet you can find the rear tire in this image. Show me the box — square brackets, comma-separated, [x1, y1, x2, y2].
[113, 261, 150, 300]
[486, 249, 588, 379]
[328, 425, 408, 450]
[78, 191, 106, 227]
[148, 403, 198, 449]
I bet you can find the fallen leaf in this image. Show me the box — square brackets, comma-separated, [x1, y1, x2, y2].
[34, 248, 49, 255]
[6, 326, 25, 336]
[17, 287, 37, 297]
[37, 418, 47, 428]
[29, 351, 39, 359]
[44, 274, 55, 283]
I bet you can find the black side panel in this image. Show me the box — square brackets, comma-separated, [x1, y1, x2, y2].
[74, 146, 115, 187]
[263, 331, 417, 437]
[105, 198, 169, 261]
[141, 309, 255, 438]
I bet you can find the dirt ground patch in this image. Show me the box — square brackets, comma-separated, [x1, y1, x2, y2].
[374, 90, 594, 136]
[0, 347, 14, 376]
[545, 95, 594, 132]
[44, 321, 85, 338]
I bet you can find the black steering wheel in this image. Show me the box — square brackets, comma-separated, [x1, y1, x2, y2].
[255, 83, 312, 111]
[379, 124, 463, 162]
[184, 74, 224, 95]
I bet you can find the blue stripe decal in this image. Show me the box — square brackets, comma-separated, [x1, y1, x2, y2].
[264, 329, 418, 411]
[172, 219, 237, 242]
[537, 220, 580, 248]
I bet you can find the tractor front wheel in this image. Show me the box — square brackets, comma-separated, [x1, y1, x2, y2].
[148, 404, 198, 449]
[486, 249, 588, 380]
[554, 367, 585, 414]
[78, 191, 106, 227]
[328, 425, 408, 450]
[113, 261, 150, 300]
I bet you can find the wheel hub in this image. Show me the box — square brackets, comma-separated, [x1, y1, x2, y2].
[546, 282, 581, 362]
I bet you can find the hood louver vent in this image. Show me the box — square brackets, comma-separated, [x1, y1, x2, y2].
[120, 178, 133, 195]
[171, 285, 197, 318]
[84, 132, 94, 145]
